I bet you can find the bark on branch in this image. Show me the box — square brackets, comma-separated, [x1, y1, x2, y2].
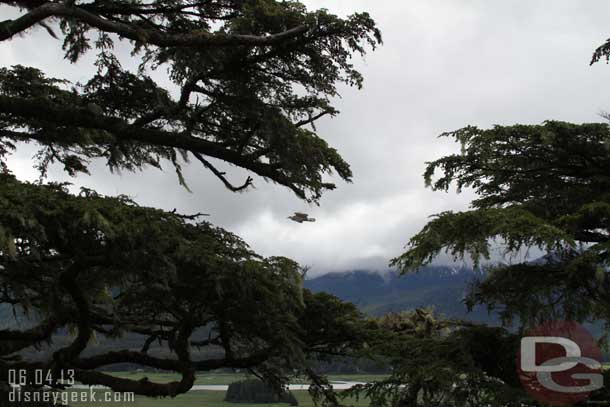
[0, 95, 306, 198]
[0, 318, 62, 356]
[0, 3, 309, 46]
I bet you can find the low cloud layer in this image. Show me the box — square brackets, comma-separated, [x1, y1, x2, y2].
[2, 1, 610, 274]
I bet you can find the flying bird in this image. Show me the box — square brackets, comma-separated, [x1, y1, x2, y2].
[288, 212, 316, 223]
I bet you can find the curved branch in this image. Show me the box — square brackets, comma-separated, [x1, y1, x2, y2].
[193, 152, 254, 192]
[295, 110, 334, 128]
[0, 95, 308, 199]
[73, 321, 195, 398]
[73, 351, 182, 371]
[0, 3, 309, 46]
[0, 317, 63, 356]
[73, 348, 195, 396]
[75, 370, 191, 397]
[193, 348, 273, 371]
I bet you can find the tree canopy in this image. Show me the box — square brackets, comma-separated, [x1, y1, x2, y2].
[380, 37, 610, 406]
[0, 0, 381, 202]
[344, 310, 526, 407]
[0, 173, 370, 398]
[0, 0, 381, 402]
[393, 121, 610, 325]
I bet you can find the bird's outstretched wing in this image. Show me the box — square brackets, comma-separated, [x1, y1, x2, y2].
[288, 212, 315, 223]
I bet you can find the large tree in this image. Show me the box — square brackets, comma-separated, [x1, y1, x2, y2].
[392, 121, 610, 326]
[0, 0, 380, 403]
[0, 0, 380, 202]
[388, 120, 610, 406]
[393, 39, 610, 327]
[346, 310, 524, 407]
[379, 39, 610, 407]
[0, 174, 368, 398]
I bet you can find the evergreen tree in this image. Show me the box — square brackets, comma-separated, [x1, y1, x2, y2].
[0, 0, 380, 402]
[392, 121, 610, 326]
[376, 40, 610, 407]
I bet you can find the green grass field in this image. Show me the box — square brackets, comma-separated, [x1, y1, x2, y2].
[60, 372, 382, 407]
[104, 371, 388, 385]
[65, 389, 369, 407]
[53, 368, 610, 406]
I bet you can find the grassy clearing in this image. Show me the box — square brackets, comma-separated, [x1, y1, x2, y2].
[326, 374, 389, 383]
[60, 373, 383, 407]
[64, 389, 369, 407]
[104, 372, 389, 385]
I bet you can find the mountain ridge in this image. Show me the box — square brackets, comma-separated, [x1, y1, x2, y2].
[303, 266, 498, 323]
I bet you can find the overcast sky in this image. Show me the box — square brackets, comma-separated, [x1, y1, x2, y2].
[2, 1, 610, 275]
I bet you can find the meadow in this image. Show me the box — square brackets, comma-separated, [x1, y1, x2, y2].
[61, 372, 386, 407]
[65, 389, 370, 407]
[55, 368, 610, 406]
[105, 371, 388, 385]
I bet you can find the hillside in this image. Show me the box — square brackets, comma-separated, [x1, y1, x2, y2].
[304, 266, 499, 323]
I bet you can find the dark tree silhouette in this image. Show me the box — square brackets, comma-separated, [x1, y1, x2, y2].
[392, 121, 610, 326]
[0, 0, 380, 403]
[0, 0, 381, 202]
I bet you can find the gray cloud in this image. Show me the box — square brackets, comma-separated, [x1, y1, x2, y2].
[2, 1, 610, 275]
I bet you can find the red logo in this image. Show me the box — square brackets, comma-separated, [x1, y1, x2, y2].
[517, 320, 603, 406]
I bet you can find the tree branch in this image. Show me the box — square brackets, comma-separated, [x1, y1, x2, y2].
[0, 3, 309, 46]
[192, 152, 254, 192]
[75, 369, 193, 397]
[74, 349, 195, 396]
[0, 95, 307, 198]
[193, 348, 273, 371]
[295, 110, 334, 128]
[73, 350, 182, 371]
[0, 317, 63, 356]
